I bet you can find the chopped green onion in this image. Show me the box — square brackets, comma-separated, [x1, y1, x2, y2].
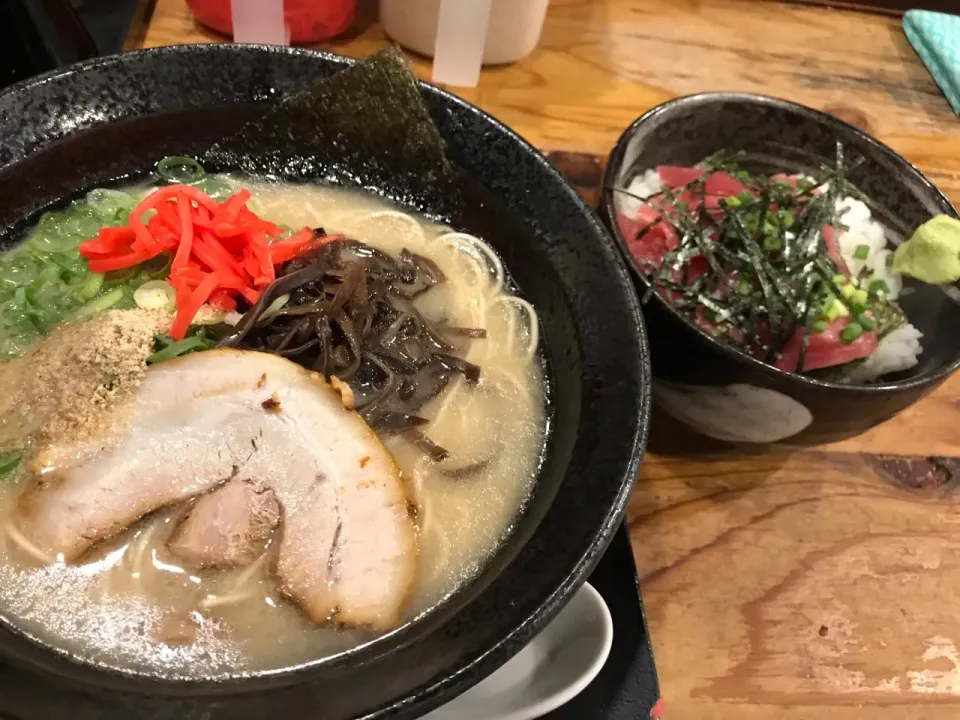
[146, 333, 212, 364]
[85, 189, 135, 224]
[853, 244, 870, 260]
[824, 297, 849, 322]
[74, 287, 124, 319]
[102, 267, 139, 288]
[0, 450, 20, 480]
[738, 279, 751, 295]
[725, 196, 742, 208]
[812, 320, 828, 333]
[0, 185, 165, 358]
[839, 282, 856, 300]
[194, 178, 236, 201]
[134, 280, 176, 310]
[851, 288, 869, 307]
[763, 235, 782, 251]
[156, 156, 206, 185]
[72, 273, 104, 302]
[868, 278, 889, 295]
[832, 274, 847, 286]
[840, 323, 863, 344]
[858, 313, 877, 331]
[136, 253, 173, 282]
[259, 294, 290, 323]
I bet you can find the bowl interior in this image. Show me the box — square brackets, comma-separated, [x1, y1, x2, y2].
[0, 46, 649, 719]
[604, 93, 960, 387]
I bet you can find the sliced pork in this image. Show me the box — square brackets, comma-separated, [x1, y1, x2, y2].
[168, 479, 281, 570]
[15, 349, 417, 630]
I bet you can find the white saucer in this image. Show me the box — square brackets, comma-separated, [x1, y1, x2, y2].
[421, 582, 614, 720]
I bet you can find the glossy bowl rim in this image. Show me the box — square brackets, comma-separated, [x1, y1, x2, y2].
[600, 90, 960, 396]
[0, 43, 652, 717]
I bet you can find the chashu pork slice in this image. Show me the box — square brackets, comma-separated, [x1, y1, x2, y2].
[168, 478, 281, 570]
[15, 349, 417, 630]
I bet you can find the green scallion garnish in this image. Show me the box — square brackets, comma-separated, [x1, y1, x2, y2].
[853, 244, 870, 260]
[840, 323, 863, 344]
[146, 332, 213, 364]
[0, 450, 20, 481]
[868, 278, 889, 295]
[156, 155, 206, 185]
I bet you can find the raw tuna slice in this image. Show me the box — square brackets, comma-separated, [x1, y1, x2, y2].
[655, 166, 751, 215]
[774, 317, 878, 372]
[704, 171, 749, 199]
[656, 166, 706, 188]
[617, 205, 680, 268]
[820, 225, 850, 276]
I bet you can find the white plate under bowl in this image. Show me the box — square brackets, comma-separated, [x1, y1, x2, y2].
[422, 582, 614, 720]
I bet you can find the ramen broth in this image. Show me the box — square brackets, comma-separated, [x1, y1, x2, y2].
[0, 179, 547, 676]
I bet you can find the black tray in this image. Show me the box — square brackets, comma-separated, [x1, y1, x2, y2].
[543, 525, 661, 720]
[540, 150, 662, 720]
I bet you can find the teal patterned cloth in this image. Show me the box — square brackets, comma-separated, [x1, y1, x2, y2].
[904, 10, 960, 118]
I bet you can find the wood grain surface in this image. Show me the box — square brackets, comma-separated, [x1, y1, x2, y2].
[135, 2, 960, 718]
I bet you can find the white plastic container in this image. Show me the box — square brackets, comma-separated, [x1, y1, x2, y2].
[380, 0, 550, 87]
[229, 0, 289, 45]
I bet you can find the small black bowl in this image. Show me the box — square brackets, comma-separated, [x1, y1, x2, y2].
[600, 92, 960, 446]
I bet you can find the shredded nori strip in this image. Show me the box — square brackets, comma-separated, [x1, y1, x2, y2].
[220, 239, 484, 459]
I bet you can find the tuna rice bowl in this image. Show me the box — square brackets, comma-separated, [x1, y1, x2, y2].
[612, 148, 959, 385]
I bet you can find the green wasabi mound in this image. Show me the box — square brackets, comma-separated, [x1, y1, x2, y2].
[892, 215, 960, 284]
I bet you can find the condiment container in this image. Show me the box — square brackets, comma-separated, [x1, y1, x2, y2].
[187, 0, 357, 44]
[380, 0, 550, 87]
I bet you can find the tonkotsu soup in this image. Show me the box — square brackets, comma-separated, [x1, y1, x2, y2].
[0, 162, 547, 677]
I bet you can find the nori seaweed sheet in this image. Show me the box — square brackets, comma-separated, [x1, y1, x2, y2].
[203, 46, 458, 218]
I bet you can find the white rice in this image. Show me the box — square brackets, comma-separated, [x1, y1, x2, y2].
[843, 323, 923, 383]
[833, 197, 902, 298]
[620, 169, 922, 382]
[833, 196, 921, 381]
[621, 169, 664, 217]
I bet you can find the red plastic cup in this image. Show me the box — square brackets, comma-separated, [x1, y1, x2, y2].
[187, 0, 357, 44]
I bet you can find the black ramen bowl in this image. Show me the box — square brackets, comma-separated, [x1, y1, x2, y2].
[600, 92, 960, 447]
[0, 46, 650, 719]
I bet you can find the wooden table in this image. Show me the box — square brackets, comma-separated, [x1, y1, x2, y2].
[135, 1, 960, 718]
